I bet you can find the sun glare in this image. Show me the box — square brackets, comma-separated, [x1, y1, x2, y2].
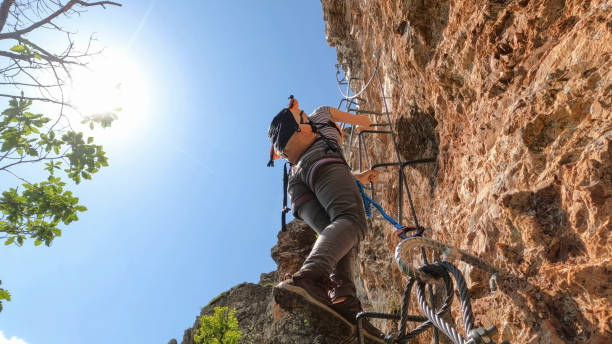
[69, 50, 150, 142]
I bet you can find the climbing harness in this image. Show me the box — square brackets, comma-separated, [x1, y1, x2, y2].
[335, 51, 507, 344]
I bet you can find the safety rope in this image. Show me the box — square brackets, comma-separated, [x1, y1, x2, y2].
[356, 179, 415, 239]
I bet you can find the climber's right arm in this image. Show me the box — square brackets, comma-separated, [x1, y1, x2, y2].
[329, 107, 372, 128]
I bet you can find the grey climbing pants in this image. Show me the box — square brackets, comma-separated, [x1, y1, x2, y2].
[287, 141, 368, 298]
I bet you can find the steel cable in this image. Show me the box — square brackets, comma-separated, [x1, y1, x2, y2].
[439, 262, 475, 334]
[335, 57, 380, 100]
[416, 280, 466, 344]
[395, 237, 498, 282]
[397, 265, 454, 342]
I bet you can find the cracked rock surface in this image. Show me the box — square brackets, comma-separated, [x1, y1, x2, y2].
[322, 0, 611, 343]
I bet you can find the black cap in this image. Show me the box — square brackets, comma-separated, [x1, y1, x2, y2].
[268, 108, 299, 154]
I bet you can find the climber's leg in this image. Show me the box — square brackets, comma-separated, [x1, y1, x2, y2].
[300, 218, 359, 277]
[297, 198, 330, 235]
[330, 247, 357, 301]
[309, 162, 368, 238]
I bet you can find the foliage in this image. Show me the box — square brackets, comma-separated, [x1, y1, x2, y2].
[0, 98, 107, 247]
[0, 280, 10, 312]
[0, 0, 121, 312]
[193, 306, 242, 344]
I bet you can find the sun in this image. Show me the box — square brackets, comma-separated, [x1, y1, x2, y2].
[68, 50, 150, 142]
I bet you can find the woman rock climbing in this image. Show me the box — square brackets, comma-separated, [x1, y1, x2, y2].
[268, 95, 383, 341]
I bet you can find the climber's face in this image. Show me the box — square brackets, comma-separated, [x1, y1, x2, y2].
[268, 107, 317, 164]
[279, 124, 317, 164]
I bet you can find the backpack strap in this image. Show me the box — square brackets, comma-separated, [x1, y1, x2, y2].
[281, 162, 291, 231]
[268, 146, 278, 167]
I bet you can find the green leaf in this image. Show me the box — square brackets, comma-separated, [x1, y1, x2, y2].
[33, 52, 42, 60]
[0, 289, 11, 301]
[10, 44, 27, 53]
[89, 122, 94, 130]
[87, 137, 93, 144]
[193, 306, 241, 344]
[4, 237, 15, 246]
[34, 239, 43, 246]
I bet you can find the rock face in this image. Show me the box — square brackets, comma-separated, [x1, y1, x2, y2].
[321, 0, 611, 343]
[176, 1, 611, 343]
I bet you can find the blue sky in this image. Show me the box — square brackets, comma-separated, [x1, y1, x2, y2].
[0, 1, 343, 343]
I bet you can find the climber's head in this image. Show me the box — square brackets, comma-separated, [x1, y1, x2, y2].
[268, 108, 299, 158]
[266, 95, 315, 166]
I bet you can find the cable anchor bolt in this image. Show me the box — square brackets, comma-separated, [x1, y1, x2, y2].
[466, 325, 498, 344]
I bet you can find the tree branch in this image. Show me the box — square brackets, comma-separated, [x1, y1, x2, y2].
[24, 38, 84, 65]
[0, 154, 67, 172]
[0, 0, 14, 33]
[0, 81, 62, 88]
[0, 49, 31, 62]
[46, 58, 66, 134]
[3, 167, 32, 185]
[0, 92, 72, 106]
[0, 0, 121, 39]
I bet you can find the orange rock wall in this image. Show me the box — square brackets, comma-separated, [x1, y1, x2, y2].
[322, 0, 611, 343]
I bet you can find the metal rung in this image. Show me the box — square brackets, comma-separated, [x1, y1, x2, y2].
[371, 158, 437, 170]
[355, 110, 383, 116]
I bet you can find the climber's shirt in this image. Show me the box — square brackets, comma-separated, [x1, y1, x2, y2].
[291, 106, 344, 181]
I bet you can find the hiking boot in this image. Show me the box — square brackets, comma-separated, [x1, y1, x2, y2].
[331, 295, 385, 340]
[274, 269, 333, 308]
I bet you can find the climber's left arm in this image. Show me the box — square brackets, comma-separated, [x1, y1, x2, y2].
[352, 169, 380, 184]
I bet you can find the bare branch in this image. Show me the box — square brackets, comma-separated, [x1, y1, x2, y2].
[0, 154, 67, 172]
[0, 49, 31, 62]
[46, 57, 65, 133]
[0, 0, 121, 39]
[0, 0, 15, 32]
[24, 38, 85, 65]
[13, 62, 65, 102]
[3, 167, 32, 185]
[0, 92, 71, 106]
[0, 147, 15, 163]
[0, 81, 62, 88]
[74, 1, 121, 9]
